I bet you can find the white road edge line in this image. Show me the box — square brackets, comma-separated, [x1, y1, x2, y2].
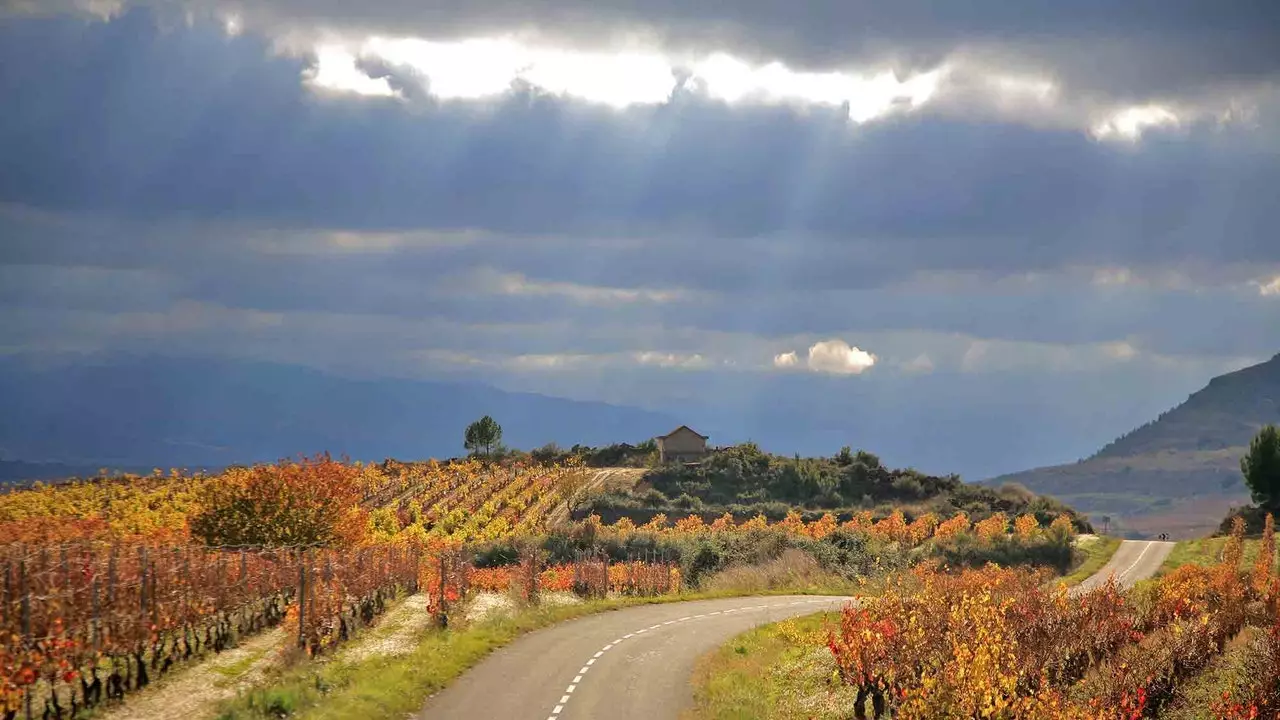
[542, 598, 851, 719]
[1115, 541, 1156, 583]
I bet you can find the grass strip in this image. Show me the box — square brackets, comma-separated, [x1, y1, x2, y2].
[215, 585, 859, 720]
[684, 611, 847, 720]
[1062, 536, 1123, 585]
[1159, 537, 1273, 576]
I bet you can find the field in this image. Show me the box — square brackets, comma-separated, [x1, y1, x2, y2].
[0, 453, 1084, 720]
[692, 515, 1280, 719]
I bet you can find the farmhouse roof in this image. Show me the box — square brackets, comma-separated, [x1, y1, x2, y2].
[658, 425, 708, 440]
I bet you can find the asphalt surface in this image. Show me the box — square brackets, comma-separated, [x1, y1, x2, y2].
[417, 595, 852, 720]
[419, 539, 1172, 720]
[1073, 539, 1174, 593]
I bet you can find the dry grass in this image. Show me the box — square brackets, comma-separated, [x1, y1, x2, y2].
[1161, 626, 1263, 720]
[97, 627, 285, 720]
[685, 611, 851, 720]
[1062, 536, 1123, 585]
[701, 550, 857, 595]
[545, 467, 647, 526]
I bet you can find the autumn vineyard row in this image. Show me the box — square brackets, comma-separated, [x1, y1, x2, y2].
[0, 455, 1080, 719]
[827, 515, 1280, 719]
[0, 540, 685, 720]
[0, 457, 590, 545]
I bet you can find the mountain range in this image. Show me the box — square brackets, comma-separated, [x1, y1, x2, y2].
[0, 356, 677, 468]
[989, 352, 1280, 539]
[5, 353, 1279, 539]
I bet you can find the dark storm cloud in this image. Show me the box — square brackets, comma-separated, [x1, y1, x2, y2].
[3, 12, 1280, 286]
[4, 201, 1279, 364]
[102, 0, 1280, 100]
[3, 7, 1279, 484]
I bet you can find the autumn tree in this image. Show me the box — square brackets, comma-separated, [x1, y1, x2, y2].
[464, 415, 503, 457]
[189, 453, 366, 547]
[1243, 425, 1280, 512]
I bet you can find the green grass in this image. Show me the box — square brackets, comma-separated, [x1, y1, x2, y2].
[685, 611, 852, 720]
[1159, 537, 1275, 575]
[213, 539, 1098, 720]
[214, 586, 860, 720]
[1160, 625, 1264, 720]
[212, 647, 272, 681]
[1061, 536, 1123, 585]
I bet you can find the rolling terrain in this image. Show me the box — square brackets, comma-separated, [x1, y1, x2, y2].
[989, 353, 1280, 538]
[417, 540, 1170, 719]
[0, 355, 677, 467]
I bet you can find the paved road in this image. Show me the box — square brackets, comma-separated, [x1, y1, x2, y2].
[419, 539, 1172, 720]
[417, 595, 852, 720]
[1073, 539, 1175, 593]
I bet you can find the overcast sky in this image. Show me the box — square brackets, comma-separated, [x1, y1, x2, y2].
[1, 2, 1278, 478]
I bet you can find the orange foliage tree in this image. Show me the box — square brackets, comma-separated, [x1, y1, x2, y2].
[189, 453, 367, 547]
[1252, 513, 1276, 600]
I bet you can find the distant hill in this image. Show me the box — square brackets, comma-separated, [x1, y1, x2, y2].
[988, 353, 1280, 539]
[0, 356, 679, 468]
[0, 459, 157, 487]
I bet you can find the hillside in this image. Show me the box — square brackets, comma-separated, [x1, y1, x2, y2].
[580, 442, 1091, 531]
[989, 352, 1280, 538]
[0, 355, 677, 467]
[0, 459, 159, 486]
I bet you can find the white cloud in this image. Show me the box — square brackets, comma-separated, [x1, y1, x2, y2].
[412, 348, 712, 372]
[957, 337, 1166, 374]
[1091, 104, 1181, 141]
[506, 353, 596, 370]
[902, 353, 935, 374]
[10, 1, 1275, 142]
[525, 48, 678, 108]
[689, 53, 941, 122]
[249, 228, 481, 254]
[491, 272, 685, 305]
[292, 34, 1259, 141]
[317, 35, 946, 119]
[805, 339, 877, 375]
[101, 301, 285, 334]
[634, 351, 709, 369]
[1101, 341, 1139, 360]
[773, 350, 799, 368]
[1256, 275, 1280, 297]
[960, 340, 991, 373]
[1092, 266, 1134, 286]
[304, 45, 399, 98]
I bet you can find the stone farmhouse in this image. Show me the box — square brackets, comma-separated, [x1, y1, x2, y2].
[655, 425, 710, 464]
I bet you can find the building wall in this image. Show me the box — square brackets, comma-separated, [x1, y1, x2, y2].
[661, 428, 706, 454]
[658, 427, 708, 462]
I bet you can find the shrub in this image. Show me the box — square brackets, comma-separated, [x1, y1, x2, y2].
[936, 533, 1074, 573]
[190, 453, 366, 547]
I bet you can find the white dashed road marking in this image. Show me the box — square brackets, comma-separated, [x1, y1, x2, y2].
[542, 598, 838, 719]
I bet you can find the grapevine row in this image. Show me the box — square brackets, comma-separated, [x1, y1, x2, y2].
[825, 515, 1280, 719]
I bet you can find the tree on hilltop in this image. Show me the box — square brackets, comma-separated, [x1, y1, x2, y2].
[1242, 424, 1280, 511]
[464, 415, 503, 457]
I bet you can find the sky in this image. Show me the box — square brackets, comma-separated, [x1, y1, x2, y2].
[1, 1, 1279, 479]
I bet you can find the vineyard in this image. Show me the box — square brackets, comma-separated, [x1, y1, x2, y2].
[0, 457, 590, 545]
[826, 515, 1280, 719]
[0, 538, 690, 720]
[0, 454, 1083, 719]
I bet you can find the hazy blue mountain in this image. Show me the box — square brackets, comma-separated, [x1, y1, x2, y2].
[0, 459, 162, 486]
[989, 353, 1280, 538]
[0, 356, 678, 467]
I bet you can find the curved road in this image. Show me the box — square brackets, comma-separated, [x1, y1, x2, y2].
[418, 540, 1171, 720]
[1074, 539, 1174, 593]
